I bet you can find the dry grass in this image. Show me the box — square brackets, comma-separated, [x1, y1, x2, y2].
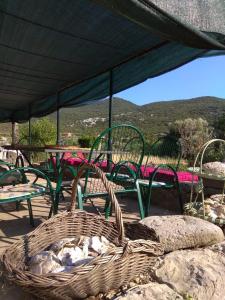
[142, 155, 188, 167]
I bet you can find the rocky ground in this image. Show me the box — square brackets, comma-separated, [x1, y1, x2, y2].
[1, 194, 225, 300]
[95, 216, 225, 300]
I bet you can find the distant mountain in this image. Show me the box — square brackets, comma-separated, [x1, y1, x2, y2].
[59, 97, 139, 124]
[58, 96, 225, 138]
[1, 96, 225, 142]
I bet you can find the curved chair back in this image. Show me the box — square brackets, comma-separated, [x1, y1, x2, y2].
[79, 124, 145, 202]
[88, 124, 145, 173]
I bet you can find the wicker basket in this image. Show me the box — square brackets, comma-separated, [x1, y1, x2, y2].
[2, 163, 163, 300]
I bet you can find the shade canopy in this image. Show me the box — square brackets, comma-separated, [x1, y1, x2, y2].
[0, 0, 225, 122]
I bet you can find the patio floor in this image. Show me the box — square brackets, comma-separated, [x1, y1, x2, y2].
[0, 191, 177, 299]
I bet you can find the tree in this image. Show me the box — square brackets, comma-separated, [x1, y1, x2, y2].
[20, 117, 56, 146]
[168, 118, 213, 161]
[214, 113, 225, 139]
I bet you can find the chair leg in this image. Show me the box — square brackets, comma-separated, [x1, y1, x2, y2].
[48, 205, 53, 219]
[136, 182, 145, 219]
[27, 198, 34, 227]
[104, 197, 111, 220]
[176, 181, 183, 213]
[60, 191, 65, 201]
[16, 201, 20, 211]
[54, 192, 60, 214]
[48, 193, 57, 218]
[146, 183, 154, 217]
[77, 185, 83, 210]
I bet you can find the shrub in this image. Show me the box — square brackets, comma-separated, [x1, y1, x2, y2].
[19, 117, 56, 162]
[78, 135, 95, 148]
[214, 113, 225, 139]
[168, 118, 213, 161]
[19, 117, 56, 146]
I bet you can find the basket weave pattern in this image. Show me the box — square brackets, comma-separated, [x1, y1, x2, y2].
[2, 163, 163, 299]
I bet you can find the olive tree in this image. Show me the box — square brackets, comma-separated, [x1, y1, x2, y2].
[19, 117, 56, 146]
[169, 118, 213, 160]
[19, 118, 56, 162]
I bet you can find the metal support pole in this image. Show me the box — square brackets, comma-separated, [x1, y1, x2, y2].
[28, 118, 31, 145]
[56, 92, 60, 145]
[12, 122, 16, 145]
[107, 70, 113, 171]
[108, 70, 113, 128]
[28, 104, 32, 145]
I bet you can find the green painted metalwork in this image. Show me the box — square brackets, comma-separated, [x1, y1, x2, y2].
[0, 167, 55, 226]
[0, 160, 14, 170]
[0, 159, 22, 186]
[138, 164, 182, 217]
[54, 165, 78, 214]
[75, 124, 145, 219]
[138, 136, 182, 216]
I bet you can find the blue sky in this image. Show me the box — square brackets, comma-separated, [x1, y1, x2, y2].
[116, 55, 225, 105]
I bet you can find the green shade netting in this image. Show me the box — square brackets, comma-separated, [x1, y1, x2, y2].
[0, 0, 225, 122]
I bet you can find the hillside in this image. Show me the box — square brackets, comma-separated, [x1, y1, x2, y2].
[58, 96, 225, 138]
[0, 96, 225, 142]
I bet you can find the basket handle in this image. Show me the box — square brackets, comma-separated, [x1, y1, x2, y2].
[70, 163, 125, 242]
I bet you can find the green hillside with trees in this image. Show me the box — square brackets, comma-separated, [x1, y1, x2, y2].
[1, 96, 225, 146]
[57, 96, 225, 141]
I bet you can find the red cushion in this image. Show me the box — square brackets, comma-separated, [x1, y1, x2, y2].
[140, 166, 198, 183]
[65, 157, 87, 166]
[63, 152, 73, 160]
[177, 171, 198, 182]
[76, 151, 86, 160]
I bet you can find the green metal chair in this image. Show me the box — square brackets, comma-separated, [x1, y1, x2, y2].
[0, 157, 23, 186]
[0, 167, 55, 226]
[56, 124, 146, 219]
[54, 164, 78, 213]
[0, 160, 15, 171]
[138, 136, 183, 216]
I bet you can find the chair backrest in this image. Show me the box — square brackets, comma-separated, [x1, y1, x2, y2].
[144, 136, 182, 172]
[81, 124, 145, 196]
[88, 124, 145, 171]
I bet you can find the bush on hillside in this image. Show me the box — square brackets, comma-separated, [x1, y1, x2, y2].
[19, 117, 57, 162]
[19, 117, 56, 146]
[168, 118, 213, 161]
[78, 135, 95, 148]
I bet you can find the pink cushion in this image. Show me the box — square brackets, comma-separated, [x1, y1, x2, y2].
[65, 157, 87, 166]
[48, 158, 198, 183]
[177, 171, 198, 182]
[95, 161, 138, 173]
[140, 166, 198, 183]
[63, 152, 73, 160]
[48, 156, 85, 167]
[76, 151, 86, 160]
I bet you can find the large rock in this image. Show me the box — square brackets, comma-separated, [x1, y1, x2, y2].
[155, 248, 225, 300]
[140, 215, 224, 252]
[114, 282, 183, 300]
[208, 240, 225, 254]
[202, 161, 225, 176]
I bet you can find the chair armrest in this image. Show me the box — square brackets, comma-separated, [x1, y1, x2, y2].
[147, 164, 179, 184]
[109, 160, 139, 181]
[0, 159, 14, 170]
